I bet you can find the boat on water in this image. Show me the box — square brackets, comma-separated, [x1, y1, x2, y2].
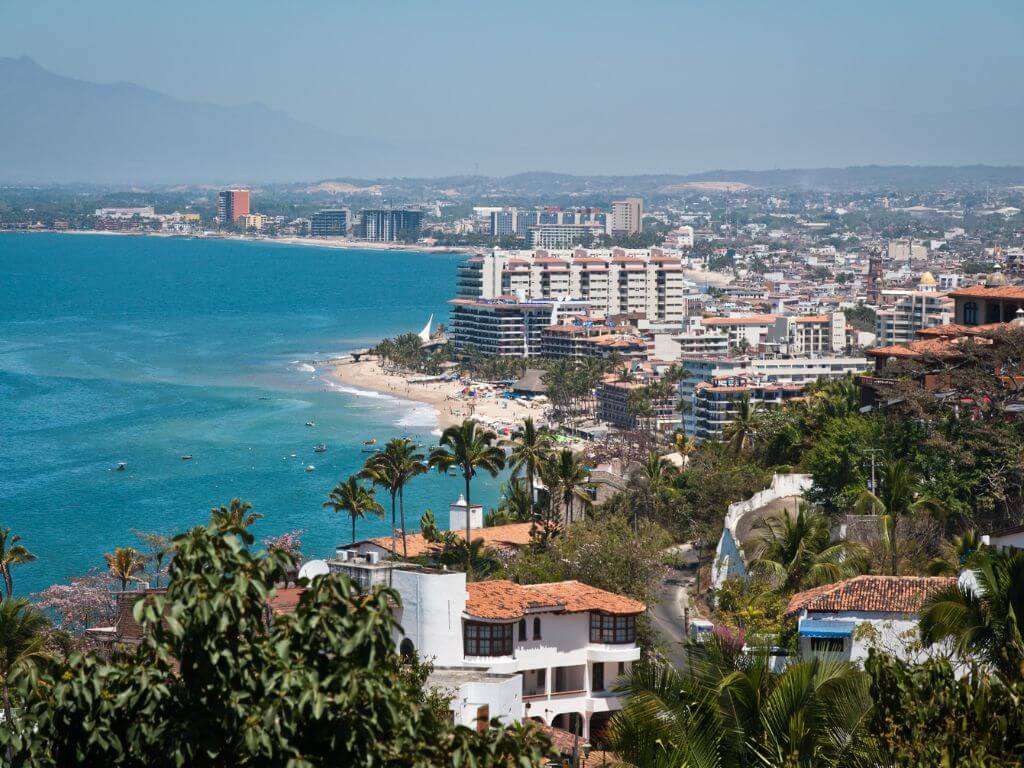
[181, 454, 193, 461]
[305, 421, 316, 427]
[305, 464, 316, 472]
[361, 447, 381, 454]
[363, 438, 377, 445]
[116, 462, 127, 471]
[313, 443, 327, 453]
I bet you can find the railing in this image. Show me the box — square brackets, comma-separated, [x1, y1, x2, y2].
[549, 689, 586, 699]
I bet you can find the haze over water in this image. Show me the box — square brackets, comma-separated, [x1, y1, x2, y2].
[0, 234, 503, 595]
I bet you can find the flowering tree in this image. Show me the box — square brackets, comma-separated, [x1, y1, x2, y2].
[262, 530, 303, 561]
[33, 569, 115, 636]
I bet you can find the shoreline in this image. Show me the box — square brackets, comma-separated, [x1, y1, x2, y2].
[0, 229, 482, 255]
[327, 357, 547, 434]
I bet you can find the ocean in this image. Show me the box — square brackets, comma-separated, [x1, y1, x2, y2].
[0, 233, 504, 596]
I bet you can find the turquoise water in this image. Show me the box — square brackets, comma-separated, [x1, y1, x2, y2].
[0, 233, 503, 596]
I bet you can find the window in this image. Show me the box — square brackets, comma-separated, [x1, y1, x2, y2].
[533, 617, 542, 640]
[618, 661, 626, 676]
[810, 637, 844, 654]
[589, 613, 636, 644]
[518, 619, 526, 642]
[963, 301, 978, 325]
[464, 621, 514, 657]
[399, 638, 415, 660]
[592, 663, 605, 692]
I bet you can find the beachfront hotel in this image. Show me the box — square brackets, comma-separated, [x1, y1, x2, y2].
[216, 188, 250, 224]
[449, 297, 593, 357]
[456, 247, 691, 323]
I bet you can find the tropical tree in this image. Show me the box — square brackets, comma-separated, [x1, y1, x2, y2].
[103, 547, 147, 592]
[628, 451, 678, 529]
[133, 531, 173, 588]
[0, 598, 50, 727]
[419, 510, 441, 542]
[496, 477, 533, 523]
[508, 417, 551, 515]
[324, 475, 384, 545]
[748, 505, 868, 592]
[855, 458, 946, 575]
[550, 449, 592, 528]
[606, 634, 877, 767]
[723, 393, 758, 456]
[428, 420, 505, 576]
[927, 529, 984, 576]
[363, 439, 426, 558]
[673, 432, 698, 466]
[920, 548, 1024, 677]
[210, 498, 262, 529]
[0, 528, 35, 599]
[437, 538, 501, 581]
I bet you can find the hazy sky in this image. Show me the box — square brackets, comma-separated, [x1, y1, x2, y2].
[3, 0, 1024, 175]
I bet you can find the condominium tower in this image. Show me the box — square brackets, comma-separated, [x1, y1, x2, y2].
[217, 189, 250, 224]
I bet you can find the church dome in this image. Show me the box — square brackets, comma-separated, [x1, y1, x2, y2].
[986, 272, 1009, 287]
[918, 271, 936, 286]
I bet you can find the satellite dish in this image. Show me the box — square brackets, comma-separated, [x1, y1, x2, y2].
[298, 559, 330, 581]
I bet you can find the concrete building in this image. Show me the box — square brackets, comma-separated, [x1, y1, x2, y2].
[236, 213, 266, 231]
[540, 324, 648, 361]
[611, 198, 643, 236]
[456, 248, 689, 324]
[887, 239, 928, 262]
[217, 189, 250, 224]
[310, 209, 350, 237]
[690, 376, 805, 441]
[949, 282, 1024, 325]
[595, 371, 680, 433]
[527, 223, 606, 249]
[874, 292, 954, 347]
[449, 298, 592, 357]
[769, 313, 847, 355]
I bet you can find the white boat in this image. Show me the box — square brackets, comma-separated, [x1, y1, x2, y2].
[181, 454, 193, 461]
[116, 462, 127, 471]
[305, 464, 316, 472]
[313, 443, 327, 453]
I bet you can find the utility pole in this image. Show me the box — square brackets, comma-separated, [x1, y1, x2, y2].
[864, 448, 883, 494]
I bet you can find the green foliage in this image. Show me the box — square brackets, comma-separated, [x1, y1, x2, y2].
[805, 415, 880, 513]
[0, 518, 548, 766]
[373, 333, 451, 376]
[324, 475, 384, 545]
[712, 577, 787, 641]
[843, 304, 877, 333]
[865, 651, 1024, 767]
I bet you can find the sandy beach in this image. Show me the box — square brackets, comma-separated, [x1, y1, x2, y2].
[329, 358, 547, 434]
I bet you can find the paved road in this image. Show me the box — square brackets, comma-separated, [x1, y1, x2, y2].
[651, 569, 694, 668]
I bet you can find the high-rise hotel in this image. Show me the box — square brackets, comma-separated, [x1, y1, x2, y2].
[216, 189, 250, 224]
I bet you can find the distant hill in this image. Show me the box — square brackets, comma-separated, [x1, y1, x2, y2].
[0, 57, 403, 184]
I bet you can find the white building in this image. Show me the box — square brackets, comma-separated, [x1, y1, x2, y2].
[326, 556, 643, 740]
[874, 291, 954, 347]
[448, 297, 593, 357]
[456, 248, 689, 323]
[610, 198, 643, 235]
[785, 575, 955, 664]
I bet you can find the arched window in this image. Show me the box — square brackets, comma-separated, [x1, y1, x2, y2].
[964, 301, 978, 325]
[518, 618, 527, 641]
[533, 617, 542, 640]
[399, 638, 415, 660]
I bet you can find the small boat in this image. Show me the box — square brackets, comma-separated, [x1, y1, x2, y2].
[181, 454, 193, 461]
[305, 421, 316, 427]
[116, 462, 127, 472]
[363, 438, 377, 446]
[361, 447, 380, 454]
[305, 464, 316, 472]
[313, 443, 327, 453]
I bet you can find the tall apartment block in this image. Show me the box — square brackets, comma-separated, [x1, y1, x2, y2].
[358, 209, 425, 242]
[310, 209, 350, 237]
[217, 189, 250, 224]
[611, 198, 643, 236]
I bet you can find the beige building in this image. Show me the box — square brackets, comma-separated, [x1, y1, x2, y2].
[611, 198, 643, 236]
[874, 292, 953, 347]
[456, 247, 689, 323]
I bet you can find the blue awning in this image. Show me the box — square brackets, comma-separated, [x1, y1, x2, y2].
[799, 619, 855, 638]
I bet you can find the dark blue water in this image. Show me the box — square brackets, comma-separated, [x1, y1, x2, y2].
[0, 234, 502, 595]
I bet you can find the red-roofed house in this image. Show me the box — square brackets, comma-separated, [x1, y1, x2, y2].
[785, 575, 954, 663]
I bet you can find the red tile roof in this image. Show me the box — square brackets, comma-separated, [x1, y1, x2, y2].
[949, 286, 1024, 300]
[785, 575, 954, 616]
[915, 322, 1008, 338]
[358, 522, 536, 558]
[465, 579, 645, 620]
[703, 314, 779, 326]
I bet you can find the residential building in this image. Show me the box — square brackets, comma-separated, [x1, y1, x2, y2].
[768, 312, 847, 355]
[873, 292, 954, 346]
[887, 238, 928, 262]
[449, 298, 592, 357]
[527, 223, 605, 249]
[217, 189, 250, 224]
[540, 324, 647, 361]
[949, 280, 1024, 325]
[611, 198, 643, 236]
[690, 375, 805, 440]
[358, 209, 425, 242]
[237, 213, 266, 231]
[595, 369, 680, 433]
[310, 209, 350, 237]
[456, 248, 688, 324]
[94, 206, 156, 219]
[785, 576, 955, 664]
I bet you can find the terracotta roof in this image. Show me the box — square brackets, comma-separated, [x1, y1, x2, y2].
[465, 579, 645, 620]
[268, 586, 305, 615]
[867, 334, 993, 360]
[915, 322, 1008, 338]
[795, 315, 830, 323]
[785, 575, 955, 616]
[359, 522, 536, 558]
[703, 314, 778, 326]
[949, 285, 1024, 300]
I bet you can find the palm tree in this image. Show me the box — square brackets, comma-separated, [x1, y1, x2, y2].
[498, 477, 534, 522]
[723, 393, 758, 456]
[364, 438, 426, 558]
[927, 529, 983, 576]
[629, 451, 678, 529]
[0, 598, 50, 728]
[0, 529, 35, 599]
[324, 475, 384, 545]
[210, 498, 262, 529]
[673, 432, 697, 466]
[748, 505, 868, 592]
[428, 420, 505, 576]
[855, 458, 945, 575]
[508, 417, 551, 515]
[134, 531, 173, 588]
[606, 634, 877, 767]
[437, 537, 501, 581]
[361, 456, 401, 558]
[103, 546, 147, 592]
[550, 449, 591, 528]
[920, 548, 1024, 677]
